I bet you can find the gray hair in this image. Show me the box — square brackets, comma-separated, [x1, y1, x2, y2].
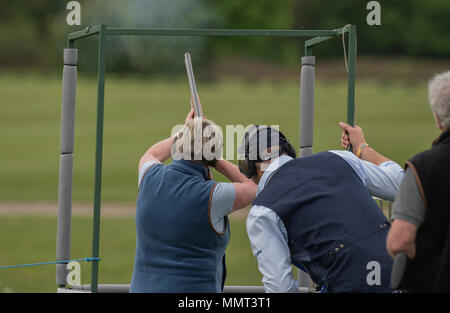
[428, 71, 450, 129]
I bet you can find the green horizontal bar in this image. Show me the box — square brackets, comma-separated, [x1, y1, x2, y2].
[304, 25, 351, 49]
[106, 28, 337, 38]
[68, 25, 350, 43]
[305, 36, 333, 48]
[68, 25, 102, 41]
[334, 26, 350, 37]
[305, 25, 351, 49]
[68, 25, 351, 42]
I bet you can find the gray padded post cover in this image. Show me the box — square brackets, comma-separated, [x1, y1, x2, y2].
[56, 154, 73, 285]
[60, 49, 78, 154]
[64, 48, 78, 66]
[298, 56, 315, 288]
[56, 48, 77, 286]
[299, 56, 315, 158]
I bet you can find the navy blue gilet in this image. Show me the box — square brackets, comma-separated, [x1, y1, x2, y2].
[130, 160, 230, 293]
[253, 152, 393, 292]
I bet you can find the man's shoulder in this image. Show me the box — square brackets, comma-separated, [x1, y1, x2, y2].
[408, 144, 450, 170]
[328, 149, 354, 158]
[247, 204, 280, 226]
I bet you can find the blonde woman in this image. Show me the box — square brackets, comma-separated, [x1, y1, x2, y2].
[130, 109, 256, 293]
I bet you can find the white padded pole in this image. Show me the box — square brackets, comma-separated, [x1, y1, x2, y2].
[298, 56, 315, 289]
[300, 56, 315, 157]
[60, 49, 78, 154]
[56, 48, 77, 286]
[56, 154, 73, 285]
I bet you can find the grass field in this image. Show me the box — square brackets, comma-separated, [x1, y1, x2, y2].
[0, 73, 440, 203]
[0, 72, 441, 292]
[0, 216, 260, 292]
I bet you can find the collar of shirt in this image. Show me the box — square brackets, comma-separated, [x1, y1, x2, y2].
[257, 155, 293, 195]
[171, 159, 208, 180]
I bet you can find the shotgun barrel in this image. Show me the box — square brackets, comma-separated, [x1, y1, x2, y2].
[184, 52, 213, 180]
[184, 52, 203, 117]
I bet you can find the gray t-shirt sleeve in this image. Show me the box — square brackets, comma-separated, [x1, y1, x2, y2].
[138, 160, 162, 186]
[392, 168, 426, 227]
[210, 182, 236, 233]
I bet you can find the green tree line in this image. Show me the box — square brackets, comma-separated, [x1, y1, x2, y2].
[1, 0, 449, 73]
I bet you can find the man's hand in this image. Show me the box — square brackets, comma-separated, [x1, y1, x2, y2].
[339, 122, 367, 154]
[338, 122, 391, 165]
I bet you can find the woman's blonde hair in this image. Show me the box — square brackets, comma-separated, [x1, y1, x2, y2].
[171, 117, 223, 167]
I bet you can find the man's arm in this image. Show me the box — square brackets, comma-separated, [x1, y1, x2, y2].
[331, 149, 404, 201]
[246, 205, 299, 293]
[339, 122, 390, 165]
[387, 219, 417, 259]
[387, 168, 426, 259]
[337, 122, 404, 201]
[214, 159, 257, 211]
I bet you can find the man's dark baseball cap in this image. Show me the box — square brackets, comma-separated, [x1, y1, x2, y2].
[238, 125, 296, 178]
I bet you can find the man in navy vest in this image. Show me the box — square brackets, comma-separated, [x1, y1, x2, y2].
[130, 110, 257, 293]
[239, 124, 404, 292]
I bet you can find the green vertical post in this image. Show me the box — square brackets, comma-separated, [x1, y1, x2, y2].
[346, 25, 356, 127]
[305, 44, 312, 57]
[91, 24, 107, 293]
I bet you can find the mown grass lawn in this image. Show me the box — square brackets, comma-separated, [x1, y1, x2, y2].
[0, 73, 440, 292]
[0, 74, 439, 203]
[0, 216, 260, 292]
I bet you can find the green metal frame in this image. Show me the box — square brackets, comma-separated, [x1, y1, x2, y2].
[66, 24, 357, 293]
[305, 25, 357, 131]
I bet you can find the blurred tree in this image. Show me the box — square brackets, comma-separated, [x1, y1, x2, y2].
[291, 0, 450, 57]
[1, 0, 450, 72]
[0, 0, 66, 69]
[78, 0, 219, 75]
[203, 0, 298, 64]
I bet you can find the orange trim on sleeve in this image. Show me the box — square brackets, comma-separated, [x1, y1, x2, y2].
[405, 160, 428, 210]
[208, 183, 229, 235]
